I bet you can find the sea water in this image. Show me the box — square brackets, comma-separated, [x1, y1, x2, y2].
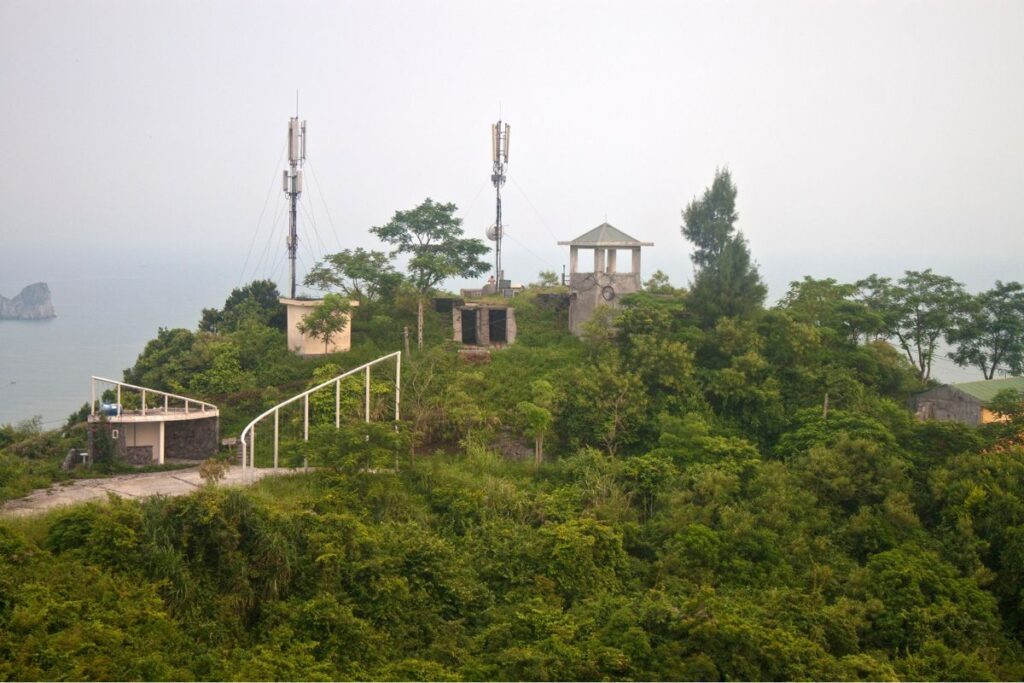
[0, 257, 241, 427]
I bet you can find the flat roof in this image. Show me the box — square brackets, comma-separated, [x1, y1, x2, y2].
[88, 408, 219, 424]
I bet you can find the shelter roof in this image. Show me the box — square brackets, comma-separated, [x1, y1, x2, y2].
[948, 377, 1024, 403]
[558, 222, 653, 247]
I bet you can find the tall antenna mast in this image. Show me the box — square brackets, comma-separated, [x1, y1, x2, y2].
[283, 115, 306, 298]
[487, 120, 510, 287]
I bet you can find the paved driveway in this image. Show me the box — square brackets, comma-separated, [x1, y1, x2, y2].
[1, 466, 286, 518]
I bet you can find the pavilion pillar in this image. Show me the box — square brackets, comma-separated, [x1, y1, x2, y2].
[158, 420, 165, 465]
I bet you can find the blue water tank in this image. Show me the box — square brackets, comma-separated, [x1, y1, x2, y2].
[100, 403, 120, 416]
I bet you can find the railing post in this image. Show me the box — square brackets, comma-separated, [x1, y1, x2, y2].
[365, 366, 371, 423]
[395, 351, 401, 422]
[91, 379, 96, 416]
[116, 385, 121, 416]
[250, 426, 255, 470]
[185, 399, 190, 414]
[335, 379, 340, 429]
[273, 408, 279, 469]
[164, 395, 168, 413]
[304, 395, 309, 441]
[142, 389, 147, 416]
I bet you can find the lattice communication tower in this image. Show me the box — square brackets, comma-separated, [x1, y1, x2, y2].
[488, 120, 510, 286]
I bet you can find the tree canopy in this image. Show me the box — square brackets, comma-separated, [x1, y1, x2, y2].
[4, 174, 1024, 682]
[371, 198, 489, 349]
[681, 169, 766, 325]
[948, 280, 1024, 379]
[304, 247, 404, 304]
[859, 270, 966, 381]
[296, 293, 351, 354]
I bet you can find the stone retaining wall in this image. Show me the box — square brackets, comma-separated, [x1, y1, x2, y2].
[165, 416, 219, 460]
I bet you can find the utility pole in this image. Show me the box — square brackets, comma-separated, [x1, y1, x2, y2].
[283, 116, 306, 299]
[488, 120, 510, 288]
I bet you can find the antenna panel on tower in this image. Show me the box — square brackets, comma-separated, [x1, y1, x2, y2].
[295, 170, 303, 193]
[503, 124, 510, 162]
[491, 124, 499, 162]
[288, 118, 301, 162]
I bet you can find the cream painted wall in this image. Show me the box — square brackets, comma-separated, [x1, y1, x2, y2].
[281, 299, 358, 356]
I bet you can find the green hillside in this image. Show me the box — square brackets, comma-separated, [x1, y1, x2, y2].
[2, 183, 1024, 680]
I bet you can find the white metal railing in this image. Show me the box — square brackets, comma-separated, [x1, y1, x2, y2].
[90, 376, 217, 417]
[239, 351, 401, 473]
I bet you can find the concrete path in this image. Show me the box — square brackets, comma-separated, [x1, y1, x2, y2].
[1, 466, 289, 518]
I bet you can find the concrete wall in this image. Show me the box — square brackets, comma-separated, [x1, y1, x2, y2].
[505, 308, 517, 345]
[117, 421, 161, 462]
[568, 272, 641, 336]
[452, 305, 516, 347]
[912, 386, 983, 425]
[93, 415, 219, 464]
[281, 298, 357, 356]
[165, 416, 219, 461]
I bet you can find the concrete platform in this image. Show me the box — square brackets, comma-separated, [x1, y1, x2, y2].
[1, 466, 292, 518]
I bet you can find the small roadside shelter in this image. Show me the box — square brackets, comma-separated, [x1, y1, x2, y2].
[912, 377, 1024, 426]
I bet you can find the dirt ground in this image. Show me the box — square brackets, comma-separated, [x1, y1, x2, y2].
[1, 466, 290, 518]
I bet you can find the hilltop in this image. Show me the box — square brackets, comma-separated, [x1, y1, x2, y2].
[1, 181, 1024, 680]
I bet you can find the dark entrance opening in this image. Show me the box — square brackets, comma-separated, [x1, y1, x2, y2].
[489, 308, 507, 344]
[461, 309, 478, 344]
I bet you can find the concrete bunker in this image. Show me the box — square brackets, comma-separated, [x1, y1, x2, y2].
[452, 303, 517, 348]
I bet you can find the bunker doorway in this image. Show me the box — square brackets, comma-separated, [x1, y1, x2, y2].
[461, 309, 478, 344]
[489, 308, 507, 344]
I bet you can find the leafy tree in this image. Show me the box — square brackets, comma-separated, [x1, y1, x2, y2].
[198, 457, 229, 485]
[296, 293, 351, 355]
[305, 422, 408, 474]
[703, 347, 786, 445]
[681, 169, 766, 325]
[780, 276, 884, 345]
[304, 247, 404, 304]
[188, 340, 255, 395]
[643, 270, 677, 294]
[988, 388, 1024, 422]
[621, 452, 677, 519]
[370, 198, 490, 350]
[580, 304, 621, 362]
[91, 415, 116, 470]
[948, 280, 1024, 379]
[858, 270, 966, 381]
[651, 413, 761, 468]
[199, 279, 286, 333]
[620, 333, 703, 416]
[123, 327, 200, 392]
[533, 270, 560, 287]
[558, 361, 648, 456]
[516, 379, 555, 465]
[442, 370, 490, 443]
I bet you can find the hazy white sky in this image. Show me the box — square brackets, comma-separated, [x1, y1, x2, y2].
[1, 0, 1022, 300]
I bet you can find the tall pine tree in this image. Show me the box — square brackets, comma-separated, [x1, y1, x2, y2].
[682, 169, 766, 326]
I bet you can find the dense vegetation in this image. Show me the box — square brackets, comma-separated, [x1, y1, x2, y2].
[2, 181, 1024, 680]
